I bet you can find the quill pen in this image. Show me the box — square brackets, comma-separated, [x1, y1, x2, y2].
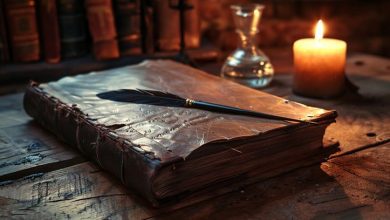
[97, 89, 317, 124]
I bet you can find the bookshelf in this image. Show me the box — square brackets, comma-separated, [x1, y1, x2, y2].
[0, 48, 219, 83]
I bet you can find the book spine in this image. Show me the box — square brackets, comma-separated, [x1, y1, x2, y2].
[4, 0, 40, 62]
[113, 0, 141, 56]
[140, 0, 154, 54]
[0, 0, 10, 63]
[153, 0, 200, 51]
[23, 82, 161, 206]
[184, 0, 200, 49]
[57, 0, 88, 58]
[153, 0, 179, 51]
[85, 0, 119, 60]
[39, 0, 61, 63]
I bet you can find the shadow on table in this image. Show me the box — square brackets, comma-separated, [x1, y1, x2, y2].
[150, 163, 366, 220]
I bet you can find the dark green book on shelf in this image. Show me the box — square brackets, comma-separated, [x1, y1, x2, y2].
[114, 0, 142, 56]
[24, 60, 337, 206]
[57, 0, 88, 58]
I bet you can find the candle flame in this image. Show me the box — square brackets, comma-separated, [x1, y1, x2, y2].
[315, 20, 324, 40]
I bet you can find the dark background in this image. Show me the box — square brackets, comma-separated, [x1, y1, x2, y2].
[200, 0, 390, 57]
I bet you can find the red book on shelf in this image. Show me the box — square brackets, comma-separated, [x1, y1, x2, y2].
[39, 0, 61, 63]
[153, 0, 200, 51]
[4, 0, 40, 62]
[85, 0, 119, 60]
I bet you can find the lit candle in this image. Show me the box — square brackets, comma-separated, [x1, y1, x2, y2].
[293, 20, 347, 98]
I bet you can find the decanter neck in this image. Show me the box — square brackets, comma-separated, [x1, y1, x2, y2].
[238, 31, 257, 50]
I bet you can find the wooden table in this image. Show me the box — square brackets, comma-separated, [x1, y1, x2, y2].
[0, 53, 389, 219]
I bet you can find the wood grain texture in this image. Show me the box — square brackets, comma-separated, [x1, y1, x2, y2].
[0, 122, 85, 181]
[0, 162, 155, 219]
[0, 93, 23, 112]
[0, 93, 29, 128]
[0, 94, 84, 181]
[0, 144, 388, 219]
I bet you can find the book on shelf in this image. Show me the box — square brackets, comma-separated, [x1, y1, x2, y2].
[85, 0, 119, 60]
[4, 0, 40, 62]
[113, 0, 142, 56]
[183, 0, 200, 49]
[24, 60, 337, 206]
[140, 0, 154, 54]
[153, 0, 200, 51]
[39, 0, 61, 63]
[0, 0, 10, 63]
[57, 0, 88, 58]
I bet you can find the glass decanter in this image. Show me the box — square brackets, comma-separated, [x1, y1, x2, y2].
[221, 4, 274, 88]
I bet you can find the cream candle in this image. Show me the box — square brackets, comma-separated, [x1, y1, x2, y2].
[293, 20, 347, 98]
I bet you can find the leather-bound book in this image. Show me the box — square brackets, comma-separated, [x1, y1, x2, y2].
[39, 0, 61, 63]
[24, 60, 337, 206]
[153, 0, 200, 51]
[85, 0, 119, 60]
[140, 0, 154, 54]
[113, 0, 141, 56]
[57, 0, 88, 58]
[0, 0, 10, 63]
[4, 0, 40, 62]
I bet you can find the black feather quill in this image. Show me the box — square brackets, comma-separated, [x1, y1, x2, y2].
[97, 89, 317, 124]
[97, 89, 186, 107]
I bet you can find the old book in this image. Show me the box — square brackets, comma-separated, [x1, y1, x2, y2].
[0, 0, 10, 63]
[4, 0, 40, 62]
[39, 0, 61, 63]
[24, 60, 337, 206]
[140, 0, 154, 54]
[113, 0, 142, 56]
[85, 0, 119, 60]
[153, 0, 200, 51]
[57, 0, 88, 58]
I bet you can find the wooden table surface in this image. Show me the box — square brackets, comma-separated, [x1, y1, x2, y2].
[0, 53, 389, 219]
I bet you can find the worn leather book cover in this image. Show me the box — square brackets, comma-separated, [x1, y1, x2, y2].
[39, 0, 61, 63]
[153, 0, 200, 51]
[24, 60, 337, 206]
[4, 0, 40, 62]
[113, 0, 142, 56]
[57, 0, 88, 58]
[85, 0, 119, 60]
[0, 0, 10, 63]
